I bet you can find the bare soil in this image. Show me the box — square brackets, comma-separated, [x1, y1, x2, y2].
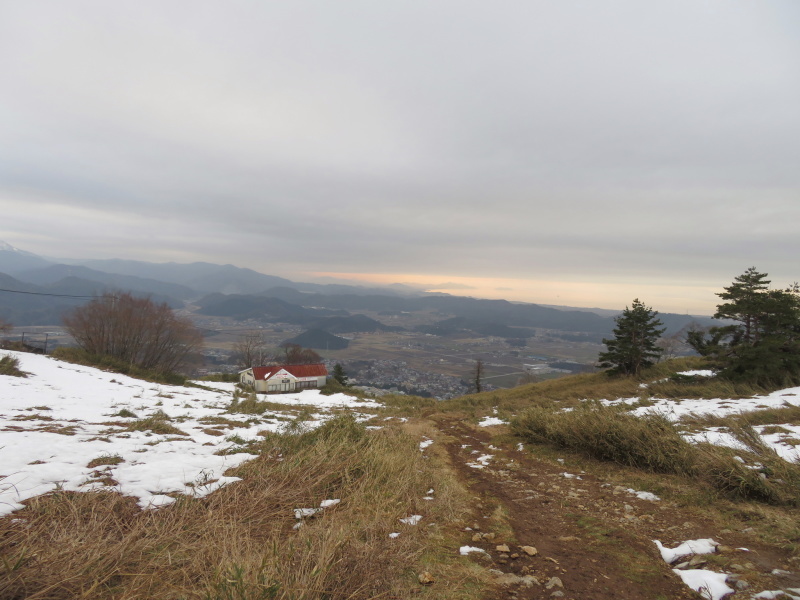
[432, 416, 800, 600]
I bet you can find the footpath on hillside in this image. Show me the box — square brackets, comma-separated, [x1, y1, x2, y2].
[429, 417, 800, 600]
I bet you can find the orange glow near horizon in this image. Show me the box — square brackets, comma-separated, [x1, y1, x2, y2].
[307, 272, 719, 316]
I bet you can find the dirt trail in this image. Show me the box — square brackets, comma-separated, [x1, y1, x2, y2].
[433, 417, 800, 600]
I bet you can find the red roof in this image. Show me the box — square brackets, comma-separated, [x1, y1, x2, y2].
[250, 363, 328, 380]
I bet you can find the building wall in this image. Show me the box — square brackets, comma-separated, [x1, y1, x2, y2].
[241, 369, 327, 394]
[240, 369, 256, 388]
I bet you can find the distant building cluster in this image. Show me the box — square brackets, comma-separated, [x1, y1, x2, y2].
[327, 359, 475, 400]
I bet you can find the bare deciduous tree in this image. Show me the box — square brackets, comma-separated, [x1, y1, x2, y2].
[231, 332, 271, 369]
[656, 334, 683, 362]
[516, 371, 539, 386]
[274, 343, 322, 365]
[63, 292, 203, 374]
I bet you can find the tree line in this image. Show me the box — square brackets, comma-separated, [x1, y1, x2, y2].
[599, 267, 800, 387]
[230, 332, 323, 370]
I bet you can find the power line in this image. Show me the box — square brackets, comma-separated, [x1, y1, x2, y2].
[0, 287, 111, 299]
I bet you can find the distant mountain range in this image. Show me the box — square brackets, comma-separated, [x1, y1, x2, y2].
[0, 241, 52, 272]
[0, 241, 716, 337]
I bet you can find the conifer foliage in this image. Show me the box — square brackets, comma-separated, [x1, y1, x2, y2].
[688, 267, 800, 386]
[332, 363, 349, 386]
[599, 299, 665, 375]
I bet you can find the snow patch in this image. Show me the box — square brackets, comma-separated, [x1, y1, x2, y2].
[0, 351, 378, 516]
[677, 370, 715, 377]
[671, 569, 734, 600]
[628, 488, 660, 501]
[654, 539, 718, 564]
[399, 515, 422, 525]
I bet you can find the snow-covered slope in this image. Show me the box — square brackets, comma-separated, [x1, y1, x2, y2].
[0, 351, 378, 516]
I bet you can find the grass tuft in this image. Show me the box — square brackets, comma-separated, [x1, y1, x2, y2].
[512, 403, 696, 474]
[512, 403, 800, 505]
[648, 378, 764, 400]
[87, 455, 125, 469]
[0, 354, 26, 377]
[114, 408, 138, 418]
[227, 391, 295, 416]
[126, 410, 188, 436]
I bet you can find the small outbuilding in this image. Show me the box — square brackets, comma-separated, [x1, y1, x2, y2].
[239, 363, 328, 393]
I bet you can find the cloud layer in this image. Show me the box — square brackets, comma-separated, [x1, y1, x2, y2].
[1, 1, 798, 313]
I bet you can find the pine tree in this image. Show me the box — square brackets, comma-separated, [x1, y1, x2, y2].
[688, 269, 800, 386]
[714, 266, 771, 345]
[599, 299, 665, 376]
[332, 363, 349, 386]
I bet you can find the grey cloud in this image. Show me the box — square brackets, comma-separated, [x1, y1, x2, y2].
[426, 283, 477, 291]
[1, 1, 799, 311]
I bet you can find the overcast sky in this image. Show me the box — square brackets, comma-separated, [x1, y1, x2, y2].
[1, 1, 798, 314]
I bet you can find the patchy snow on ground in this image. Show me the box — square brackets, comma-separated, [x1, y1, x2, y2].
[672, 568, 733, 600]
[596, 383, 800, 462]
[655, 538, 719, 564]
[399, 514, 422, 525]
[478, 416, 506, 427]
[247, 388, 382, 409]
[633, 387, 800, 421]
[467, 454, 493, 469]
[686, 426, 800, 463]
[0, 351, 379, 517]
[627, 488, 660, 502]
[677, 370, 716, 378]
[754, 590, 800, 600]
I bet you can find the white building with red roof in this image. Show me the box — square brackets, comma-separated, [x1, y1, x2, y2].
[239, 363, 328, 393]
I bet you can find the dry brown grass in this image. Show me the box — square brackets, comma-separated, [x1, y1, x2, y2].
[511, 403, 697, 474]
[0, 415, 481, 600]
[384, 357, 717, 423]
[512, 402, 800, 506]
[86, 455, 124, 469]
[647, 378, 764, 400]
[125, 410, 188, 436]
[0, 354, 25, 377]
